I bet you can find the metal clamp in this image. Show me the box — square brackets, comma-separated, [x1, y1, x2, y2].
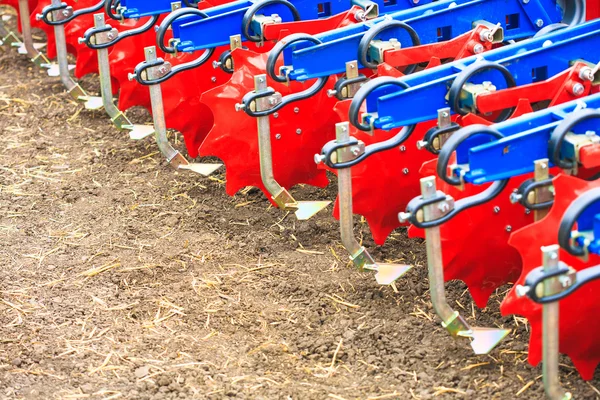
[156, 8, 209, 54]
[356, 19, 421, 71]
[237, 76, 327, 117]
[417, 108, 461, 154]
[36, 0, 104, 25]
[327, 61, 367, 100]
[80, 14, 159, 49]
[349, 76, 410, 132]
[266, 33, 321, 83]
[130, 48, 214, 85]
[241, 0, 300, 42]
[548, 108, 600, 171]
[104, 0, 123, 20]
[447, 60, 517, 122]
[558, 187, 600, 258]
[437, 124, 504, 186]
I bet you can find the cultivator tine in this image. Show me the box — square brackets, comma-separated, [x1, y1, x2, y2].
[413, 176, 509, 354]
[142, 46, 222, 175]
[538, 245, 573, 400]
[0, 14, 21, 48]
[42, 0, 102, 109]
[249, 74, 330, 220]
[90, 13, 154, 139]
[16, 0, 50, 67]
[335, 122, 411, 284]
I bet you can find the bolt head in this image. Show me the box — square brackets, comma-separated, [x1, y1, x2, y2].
[515, 285, 530, 298]
[536, 19, 544, 27]
[296, 129, 302, 135]
[559, 276, 572, 288]
[473, 43, 484, 54]
[398, 212, 411, 223]
[399, 145, 406, 152]
[402, 168, 409, 175]
[275, 134, 281, 140]
[493, 206, 500, 213]
[572, 83, 585, 96]
[294, 107, 300, 113]
[505, 225, 512, 232]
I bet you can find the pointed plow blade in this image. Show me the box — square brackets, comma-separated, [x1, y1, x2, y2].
[460, 327, 510, 355]
[178, 163, 223, 176]
[294, 201, 331, 220]
[16, 42, 46, 54]
[375, 263, 412, 285]
[81, 96, 103, 111]
[46, 63, 75, 77]
[127, 124, 155, 140]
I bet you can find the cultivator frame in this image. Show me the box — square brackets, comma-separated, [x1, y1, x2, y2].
[1, 0, 599, 397]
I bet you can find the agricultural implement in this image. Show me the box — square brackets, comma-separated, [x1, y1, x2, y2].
[1, 0, 599, 397]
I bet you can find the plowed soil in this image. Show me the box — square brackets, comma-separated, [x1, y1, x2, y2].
[1, 11, 599, 400]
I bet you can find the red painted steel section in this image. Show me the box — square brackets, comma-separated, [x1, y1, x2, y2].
[502, 175, 600, 380]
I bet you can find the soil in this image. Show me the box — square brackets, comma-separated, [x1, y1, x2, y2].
[1, 11, 600, 400]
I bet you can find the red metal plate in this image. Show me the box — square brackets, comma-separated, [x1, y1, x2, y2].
[501, 175, 600, 380]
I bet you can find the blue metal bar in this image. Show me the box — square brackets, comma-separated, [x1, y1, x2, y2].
[285, 0, 563, 81]
[365, 19, 600, 130]
[172, 0, 435, 52]
[120, 0, 185, 18]
[453, 93, 600, 184]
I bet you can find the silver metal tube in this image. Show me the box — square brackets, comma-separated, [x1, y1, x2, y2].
[336, 122, 362, 256]
[542, 245, 571, 400]
[421, 177, 455, 321]
[97, 47, 120, 116]
[145, 46, 179, 162]
[17, 0, 36, 57]
[94, 15, 120, 117]
[53, 24, 76, 90]
[255, 75, 285, 197]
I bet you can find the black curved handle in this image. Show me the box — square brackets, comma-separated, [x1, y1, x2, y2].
[436, 124, 504, 186]
[241, 0, 300, 42]
[348, 76, 410, 131]
[82, 14, 158, 49]
[523, 263, 600, 304]
[548, 108, 600, 171]
[241, 77, 328, 117]
[38, 0, 103, 25]
[447, 60, 517, 123]
[266, 33, 322, 83]
[133, 48, 215, 85]
[104, 0, 122, 20]
[156, 8, 209, 54]
[515, 177, 555, 210]
[405, 178, 509, 229]
[558, 187, 600, 257]
[422, 122, 461, 155]
[357, 20, 421, 72]
[318, 123, 416, 169]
